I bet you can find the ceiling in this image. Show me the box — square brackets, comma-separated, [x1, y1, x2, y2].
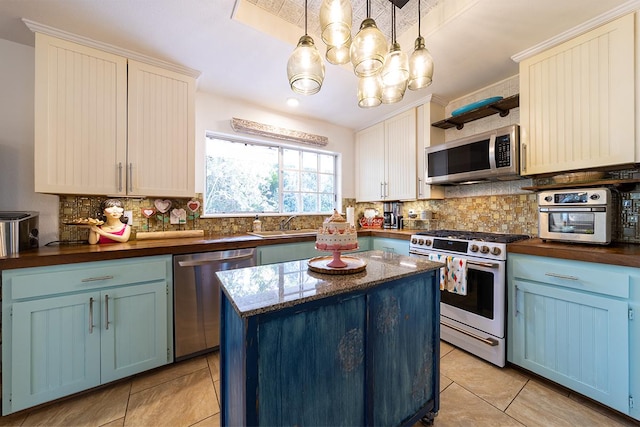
[0, 0, 634, 130]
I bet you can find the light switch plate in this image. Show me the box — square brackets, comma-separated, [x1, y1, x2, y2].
[124, 210, 133, 225]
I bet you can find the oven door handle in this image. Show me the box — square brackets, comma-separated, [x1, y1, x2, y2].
[442, 321, 499, 346]
[467, 260, 500, 269]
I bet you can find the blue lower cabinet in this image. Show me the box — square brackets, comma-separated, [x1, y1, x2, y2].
[371, 237, 410, 256]
[2, 256, 172, 415]
[221, 271, 439, 426]
[508, 254, 636, 419]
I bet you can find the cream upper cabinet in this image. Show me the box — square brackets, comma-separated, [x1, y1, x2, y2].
[355, 122, 385, 202]
[34, 33, 127, 195]
[34, 33, 196, 197]
[355, 109, 417, 202]
[519, 13, 636, 176]
[127, 60, 195, 197]
[416, 102, 444, 200]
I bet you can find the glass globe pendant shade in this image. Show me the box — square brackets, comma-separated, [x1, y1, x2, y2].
[287, 35, 325, 95]
[408, 36, 434, 91]
[319, 0, 352, 47]
[357, 74, 382, 108]
[381, 42, 409, 87]
[350, 18, 388, 77]
[382, 79, 407, 104]
[326, 37, 351, 65]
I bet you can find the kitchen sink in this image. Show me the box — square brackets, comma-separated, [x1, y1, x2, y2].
[248, 229, 318, 238]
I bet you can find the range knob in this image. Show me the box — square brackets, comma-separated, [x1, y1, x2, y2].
[590, 193, 600, 200]
[480, 245, 490, 254]
[491, 247, 501, 256]
[544, 196, 553, 202]
[425, 239, 432, 246]
[470, 244, 479, 252]
[411, 238, 417, 244]
[418, 239, 425, 245]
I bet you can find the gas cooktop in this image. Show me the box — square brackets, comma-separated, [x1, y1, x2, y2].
[415, 229, 530, 244]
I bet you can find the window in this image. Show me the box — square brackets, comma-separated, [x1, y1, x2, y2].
[204, 134, 338, 215]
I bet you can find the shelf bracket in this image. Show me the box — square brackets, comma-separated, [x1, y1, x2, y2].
[488, 105, 510, 117]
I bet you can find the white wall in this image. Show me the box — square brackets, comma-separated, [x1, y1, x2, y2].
[195, 92, 356, 200]
[0, 39, 58, 245]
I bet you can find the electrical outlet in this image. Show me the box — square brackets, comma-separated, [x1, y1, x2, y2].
[124, 210, 133, 225]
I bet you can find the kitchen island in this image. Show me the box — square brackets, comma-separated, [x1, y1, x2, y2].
[216, 250, 443, 426]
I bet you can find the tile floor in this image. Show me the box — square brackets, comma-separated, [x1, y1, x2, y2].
[0, 341, 636, 426]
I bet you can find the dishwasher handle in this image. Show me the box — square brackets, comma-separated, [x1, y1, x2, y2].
[177, 249, 256, 267]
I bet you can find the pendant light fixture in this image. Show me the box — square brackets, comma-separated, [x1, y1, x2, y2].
[357, 74, 382, 108]
[287, 0, 325, 95]
[319, 0, 352, 48]
[326, 38, 351, 65]
[408, 0, 434, 90]
[381, 3, 408, 104]
[350, 0, 388, 77]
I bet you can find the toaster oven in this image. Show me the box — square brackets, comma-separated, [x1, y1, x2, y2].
[0, 211, 39, 256]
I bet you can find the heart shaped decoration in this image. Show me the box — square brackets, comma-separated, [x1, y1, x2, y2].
[141, 207, 156, 218]
[154, 199, 172, 213]
[171, 208, 186, 218]
[187, 200, 200, 213]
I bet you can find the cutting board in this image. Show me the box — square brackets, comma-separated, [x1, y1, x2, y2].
[135, 230, 205, 240]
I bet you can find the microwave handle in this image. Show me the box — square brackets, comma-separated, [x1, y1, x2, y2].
[488, 133, 497, 170]
[521, 143, 527, 173]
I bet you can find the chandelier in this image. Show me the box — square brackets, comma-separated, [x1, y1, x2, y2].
[287, 0, 434, 108]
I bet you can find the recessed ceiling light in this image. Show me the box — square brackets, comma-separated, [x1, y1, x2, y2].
[287, 97, 300, 107]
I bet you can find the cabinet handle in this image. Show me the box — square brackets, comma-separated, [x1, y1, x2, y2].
[545, 272, 579, 281]
[118, 162, 123, 192]
[418, 178, 423, 196]
[128, 163, 133, 193]
[89, 297, 95, 334]
[105, 294, 110, 330]
[522, 144, 527, 173]
[380, 182, 384, 199]
[514, 285, 519, 317]
[81, 275, 114, 283]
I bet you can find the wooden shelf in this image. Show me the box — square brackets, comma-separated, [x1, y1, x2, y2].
[431, 94, 519, 130]
[521, 178, 640, 191]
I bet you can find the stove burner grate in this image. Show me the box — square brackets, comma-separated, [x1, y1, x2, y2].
[415, 229, 530, 244]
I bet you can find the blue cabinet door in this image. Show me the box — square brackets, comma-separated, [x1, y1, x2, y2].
[257, 295, 367, 426]
[101, 282, 168, 383]
[368, 274, 439, 425]
[511, 279, 629, 413]
[10, 292, 102, 413]
[371, 237, 409, 256]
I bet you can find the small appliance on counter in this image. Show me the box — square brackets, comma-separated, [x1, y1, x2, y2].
[538, 187, 612, 244]
[0, 211, 39, 256]
[382, 201, 403, 229]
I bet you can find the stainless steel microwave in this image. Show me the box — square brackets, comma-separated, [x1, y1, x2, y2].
[425, 124, 520, 184]
[538, 188, 612, 245]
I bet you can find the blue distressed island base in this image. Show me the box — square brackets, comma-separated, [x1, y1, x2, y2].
[216, 250, 443, 426]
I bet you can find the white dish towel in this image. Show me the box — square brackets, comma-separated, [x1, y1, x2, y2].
[427, 253, 447, 291]
[446, 256, 468, 296]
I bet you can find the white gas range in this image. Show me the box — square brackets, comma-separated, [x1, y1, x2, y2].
[409, 230, 529, 367]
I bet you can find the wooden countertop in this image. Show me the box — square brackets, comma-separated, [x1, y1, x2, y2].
[507, 238, 640, 268]
[0, 229, 415, 270]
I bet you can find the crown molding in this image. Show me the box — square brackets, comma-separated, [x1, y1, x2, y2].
[22, 18, 201, 79]
[511, 0, 640, 63]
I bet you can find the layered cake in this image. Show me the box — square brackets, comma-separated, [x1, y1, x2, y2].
[316, 209, 358, 251]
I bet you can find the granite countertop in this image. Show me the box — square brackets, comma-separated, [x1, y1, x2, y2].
[507, 238, 640, 268]
[216, 250, 443, 318]
[0, 229, 414, 270]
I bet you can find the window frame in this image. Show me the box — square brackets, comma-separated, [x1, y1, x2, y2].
[202, 131, 342, 218]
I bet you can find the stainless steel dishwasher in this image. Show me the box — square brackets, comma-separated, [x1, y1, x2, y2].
[173, 248, 257, 360]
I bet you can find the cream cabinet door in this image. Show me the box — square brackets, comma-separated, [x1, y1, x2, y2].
[34, 33, 127, 195]
[127, 60, 196, 197]
[355, 122, 385, 202]
[385, 109, 417, 201]
[416, 103, 444, 200]
[519, 13, 635, 175]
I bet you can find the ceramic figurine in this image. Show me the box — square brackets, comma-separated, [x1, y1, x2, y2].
[88, 198, 131, 244]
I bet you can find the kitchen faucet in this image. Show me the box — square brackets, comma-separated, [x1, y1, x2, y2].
[280, 215, 296, 230]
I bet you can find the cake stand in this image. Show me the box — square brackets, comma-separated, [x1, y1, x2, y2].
[307, 245, 367, 274]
